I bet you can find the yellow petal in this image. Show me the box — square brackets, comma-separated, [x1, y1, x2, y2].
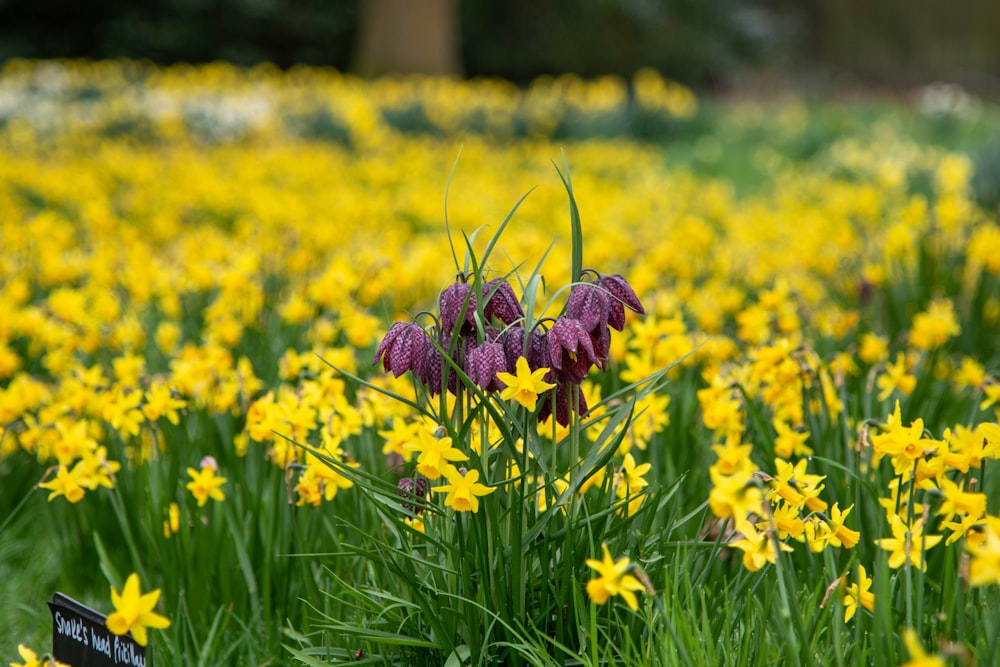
[140, 610, 172, 629]
[131, 624, 149, 646]
[106, 611, 131, 636]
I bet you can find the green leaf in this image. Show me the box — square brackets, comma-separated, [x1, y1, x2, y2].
[554, 150, 583, 284]
[443, 644, 471, 667]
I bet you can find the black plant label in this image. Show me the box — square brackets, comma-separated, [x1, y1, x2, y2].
[49, 592, 151, 667]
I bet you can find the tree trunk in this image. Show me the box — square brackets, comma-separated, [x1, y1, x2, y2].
[353, 0, 461, 76]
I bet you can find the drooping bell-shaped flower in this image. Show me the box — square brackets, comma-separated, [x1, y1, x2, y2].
[597, 273, 645, 331]
[566, 281, 611, 334]
[397, 476, 430, 515]
[414, 339, 444, 395]
[503, 325, 550, 379]
[547, 317, 599, 384]
[439, 281, 477, 336]
[372, 321, 430, 378]
[482, 277, 524, 326]
[464, 337, 508, 392]
[589, 323, 611, 368]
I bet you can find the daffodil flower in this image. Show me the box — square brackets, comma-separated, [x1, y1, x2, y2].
[186, 461, 227, 507]
[10, 644, 69, 667]
[875, 514, 942, 571]
[585, 543, 646, 610]
[404, 427, 467, 480]
[433, 467, 496, 513]
[496, 356, 555, 411]
[899, 628, 946, 667]
[105, 573, 171, 646]
[967, 517, 1000, 587]
[842, 564, 875, 622]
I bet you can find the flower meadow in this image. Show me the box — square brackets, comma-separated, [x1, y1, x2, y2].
[2, 60, 1000, 666]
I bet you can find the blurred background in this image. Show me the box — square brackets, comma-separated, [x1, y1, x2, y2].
[1, 0, 998, 93]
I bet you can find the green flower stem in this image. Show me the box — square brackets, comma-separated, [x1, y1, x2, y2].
[510, 408, 530, 624]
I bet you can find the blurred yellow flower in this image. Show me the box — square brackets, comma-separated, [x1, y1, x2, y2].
[9, 644, 69, 667]
[909, 299, 960, 350]
[876, 353, 917, 402]
[729, 524, 794, 572]
[966, 517, 1000, 587]
[899, 628, 946, 667]
[186, 460, 227, 507]
[38, 464, 88, 503]
[585, 543, 646, 610]
[163, 502, 181, 538]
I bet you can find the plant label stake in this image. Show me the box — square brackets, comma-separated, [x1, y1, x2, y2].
[49, 592, 152, 667]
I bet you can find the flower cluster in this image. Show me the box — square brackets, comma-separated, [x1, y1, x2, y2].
[373, 271, 644, 426]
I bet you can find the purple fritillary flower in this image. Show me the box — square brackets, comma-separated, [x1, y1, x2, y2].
[373, 321, 409, 371]
[525, 326, 551, 374]
[373, 321, 429, 377]
[589, 324, 611, 369]
[502, 325, 552, 381]
[439, 281, 477, 336]
[465, 338, 508, 392]
[397, 476, 430, 515]
[565, 281, 611, 334]
[501, 325, 525, 370]
[547, 317, 598, 384]
[482, 278, 524, 326]
[597, 273, 645, 331]
[414, 336, 445, 395]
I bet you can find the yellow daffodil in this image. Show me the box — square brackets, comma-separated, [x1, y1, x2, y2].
[875, 514, 942, 571]
[825, 503, 861, 549]
[142, 381, 187, 424]
[729, 524, 794, 571]
[432, 467, 496, 513]
[899, 628, 946, 667]
[102, 389, 145, 438]
[708, 464, 763, 535]
[876, 353, 917, 402]
[936, 477, 986, 524]
[105, 573, 171, 646]
[842, 564, 875, 622]
[772, 419, 812, 459]
[966, 517, 1000, 587]
[378, 419, 420, 461]
[496, 356, 556, 411]
[404, 516, 426, 533]
[585, 543, 646, 610]
[163, 502, 180, 538]
[909, 299, 960, 350]
[870, 401, 938, 476]
[404, 427, 467, 480]
[38, 464, 88, 503]
[858, 333, 889, 364]
[616, 452, 651, 494]
[186, 460, 227, 507]
[9, 644, 69, 667]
